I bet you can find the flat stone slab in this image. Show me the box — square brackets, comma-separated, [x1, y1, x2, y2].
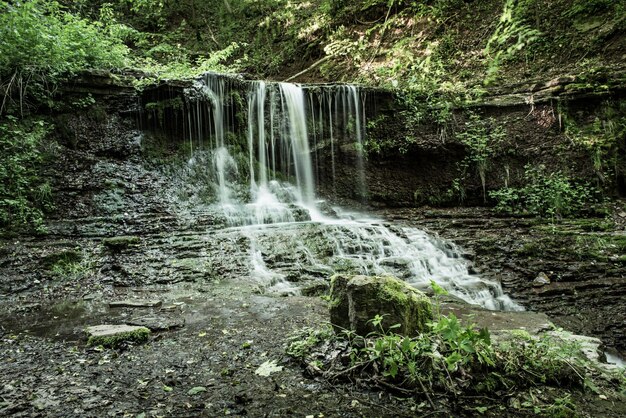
[444, 303, 552, 332]
[109, 300, 162, 308]
[85, 325, 150, 347]
[126, 316, 184, 331]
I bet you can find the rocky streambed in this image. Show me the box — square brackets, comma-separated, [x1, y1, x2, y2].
[2, 264, 625, 417]
[2, 201, 626, 416]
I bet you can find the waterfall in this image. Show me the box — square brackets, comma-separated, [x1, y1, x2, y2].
[175, 72, 521, 311]
[278, 83, 315, 206]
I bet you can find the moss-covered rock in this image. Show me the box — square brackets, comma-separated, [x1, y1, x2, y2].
[86, 325, 150, 348]
[102, 235, 140, 251]
[329, 274, 433, 337]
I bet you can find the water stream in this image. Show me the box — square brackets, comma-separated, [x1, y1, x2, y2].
[176, 73, 521, 311]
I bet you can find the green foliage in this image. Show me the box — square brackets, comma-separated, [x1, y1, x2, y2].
[134, 42, 243, 87]
[286, 325, 334, 359]
[457, 113, 506, 203]
[289, 315, 596, 411]
[345, 312, 494, 385]
[562, 100, 626, 190]
[484, 0, 541, 84]
[0, 0, 129, 114]
[490, 165, 599, 219]
[0, 117, 52, 231]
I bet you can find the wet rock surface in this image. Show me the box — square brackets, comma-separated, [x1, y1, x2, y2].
[0, 283, 424, 417]
[377, 207, 626, 355]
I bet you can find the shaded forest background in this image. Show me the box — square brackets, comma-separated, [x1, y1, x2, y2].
[1, 0, 625, 230]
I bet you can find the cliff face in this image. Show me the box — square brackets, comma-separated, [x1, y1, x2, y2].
[39, 69, 626, 213]
[314, 75, 626, 208]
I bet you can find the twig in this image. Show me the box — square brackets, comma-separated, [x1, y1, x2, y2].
[207, 26, 220, 47]
[418, 410, 447, 418]
[283, 56, 331, 82]
[366, 3, 394, 67]
[374, 378, 417, 395]
[0, 71, 18, 115]
[354, 396, 400, 415]
[562, 358, 585, 383]
[324, 361, 365, 379]
[414, 373, 436, 410]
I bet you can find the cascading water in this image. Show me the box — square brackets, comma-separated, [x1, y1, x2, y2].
[178, 72, 521, 311]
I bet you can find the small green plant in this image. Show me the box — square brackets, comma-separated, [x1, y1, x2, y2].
[0, 117, 52, 231]
[457, 113, 506, 203]
[429, 279, 448, 319]
[44, 248, 91, 280]
[490, 164, 598, 219]
[286, 325, 334, 360]
[484, 0, 541, 84]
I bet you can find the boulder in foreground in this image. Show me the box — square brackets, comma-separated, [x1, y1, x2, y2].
[329, 274, 433, 337]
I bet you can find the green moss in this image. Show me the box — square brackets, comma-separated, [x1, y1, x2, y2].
[376, 276, 433, 333]
[102, 236, 141, 251]
[378, 277, 413, 304]
[87, 327, 150, 348]
[328, 274, 347, 309]
[516, 242, 543, 257]
[330, 274, 433, 336]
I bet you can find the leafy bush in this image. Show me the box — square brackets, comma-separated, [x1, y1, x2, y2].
[0, 117, 53, 230]
[490, 165, 598, 218]
[0, 0, 129, 114]
[287, 317, 595, 412]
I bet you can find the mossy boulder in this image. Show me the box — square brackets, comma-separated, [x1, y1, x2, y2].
[329, 274, 433, 337]
[102, 236, 140, 251]
[86, 325, 150, 348]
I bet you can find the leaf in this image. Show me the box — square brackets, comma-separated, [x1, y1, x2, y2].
[430, 280, 448, 296]
[162, 385, 173, 392]
[475, 406, 488, 414]
[187, 386, 207, 396]
[445, 351, 462, 371]
[255, 360, 283, 377]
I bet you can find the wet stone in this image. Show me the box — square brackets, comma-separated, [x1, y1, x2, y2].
[126, 315, 184, 331]
[533, 272, 551, 287]
[547, 329, 604, 363]
[109, 300, 162, 308]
